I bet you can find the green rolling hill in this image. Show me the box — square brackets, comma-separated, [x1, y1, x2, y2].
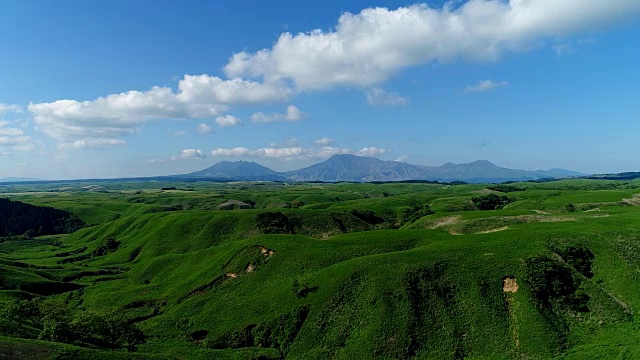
[0, 179, 639, 359]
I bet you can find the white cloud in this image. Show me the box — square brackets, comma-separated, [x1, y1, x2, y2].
[314, 146, 352, 157]
[395, 154, 409, 162]
[211, 145, 388, 160]
[357, 147, 389, 156]
[171, 148, 207, 160]
[314, 137, 334, 146]
[251, 105, 307, 123]
[170, 130, 187, 137]
[211, 147, 252, 157]
[215, 115, 242, 127]
[0, 121, 34, 151]
[28, 75, 292, 146]
[177, 75, 291, 105]
[365, 88, 409, 106]
[463, 80, 509, 93]
[225, 1, 640, 90]
[57, 138, 126, 150]
[0, 103, 22, 114]
[212, 146, 304, 159]
[197, 123, 213, 134]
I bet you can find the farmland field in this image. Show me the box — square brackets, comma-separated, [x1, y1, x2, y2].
[1, 178, 640, 359]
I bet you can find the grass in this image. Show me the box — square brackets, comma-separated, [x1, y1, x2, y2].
[0, 179, 640, 358]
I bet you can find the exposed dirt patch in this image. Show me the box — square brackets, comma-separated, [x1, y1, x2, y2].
[584, 207, 602, 212]
[246, 263, 254, 273]
[476, 189, 498, 194]
[226, 272, 237, 279]
[218, 200, 253, 210]
[622, 194, 640, 206]
[503, 277, 519, 293]
[533, 215, 577, 223]
[259, 246, 275, 257]
[532, 210, 550, 215]
[431, 215, 461, 229]
[477, 226, 509, 234]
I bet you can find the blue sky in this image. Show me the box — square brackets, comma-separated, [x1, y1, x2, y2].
[1, 0, 640, 179]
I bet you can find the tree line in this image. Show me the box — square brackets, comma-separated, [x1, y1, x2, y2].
[0, 198, 85, 237]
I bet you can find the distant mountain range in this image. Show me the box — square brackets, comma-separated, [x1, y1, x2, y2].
[181, 154, 585, 183]
[0, 177, 42, 183]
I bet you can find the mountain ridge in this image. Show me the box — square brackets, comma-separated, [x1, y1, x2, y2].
[182, 154, 585, 183]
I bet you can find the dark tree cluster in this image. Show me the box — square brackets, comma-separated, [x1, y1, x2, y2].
[471, 194, 513, 210]
[524, 255, 589, 313]
[0, 198, 85, 237]
[401, 204, 435, 224]
[283, 200, 305, 209]
[256, 212, 294, 234]
[350, 209, 385, 225]
[207, 305, 309, 356]
[0, 298, 145, 351]
[486, 185, 525, 193]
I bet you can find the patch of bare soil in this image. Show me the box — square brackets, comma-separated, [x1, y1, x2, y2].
[431, 215, 461, 229]
[525, 215, 576, 223]
[259, 246, 275, 257]
[226, 273, 237, 278]
[246, 263, 254, 273]
[477, 226, 509, 234]
[532, 210, 550, 215]
[503, 277, 519, 293]
[584, 208, 602, 212]
[622, 194, 640, 206]
[476, 189, 498, 194]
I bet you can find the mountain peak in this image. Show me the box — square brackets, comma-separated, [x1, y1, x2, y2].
[185, 160, 284, 180]
[469, 160, 497, 167]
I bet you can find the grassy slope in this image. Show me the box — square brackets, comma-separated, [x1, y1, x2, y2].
[0, 179, 640, 359]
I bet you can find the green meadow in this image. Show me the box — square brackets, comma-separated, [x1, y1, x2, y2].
[1, 179, 640, 359]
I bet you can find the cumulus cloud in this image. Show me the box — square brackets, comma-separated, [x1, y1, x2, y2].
[28, 75, 291, 146]
[171, 148, 207, 160]
[0, 121, 35, 151]
[225, 1, 640, 90]
[0, 103, 22, 114]
[314, 137, 334, 146]
[365, 88, 409, 106]
[211, 145, 389, 160]
[57, 138, 126, 150]
[251, 105, 307, 123]
[314, 146, 352, 158]
[463, 80, 509, 93]
[197, 123, 212, 134]
[395, 154, 409, 162]
[211, 147, 304, 159]
[215, 115, 242, 127]
[356, 147, 389, 156]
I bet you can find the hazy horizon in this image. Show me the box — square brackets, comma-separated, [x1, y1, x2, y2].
[1, 0, 640, 179]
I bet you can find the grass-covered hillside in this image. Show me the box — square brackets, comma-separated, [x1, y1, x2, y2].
[1, 179, 640, 359]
